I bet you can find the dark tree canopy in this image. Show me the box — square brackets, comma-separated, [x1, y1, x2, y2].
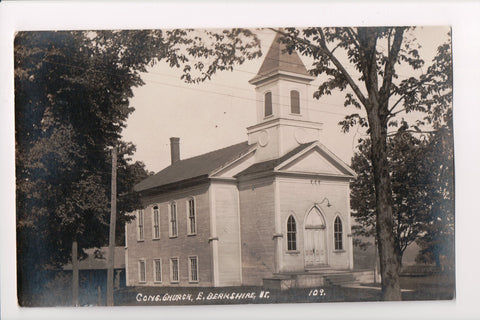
[350, 128, 453, 266]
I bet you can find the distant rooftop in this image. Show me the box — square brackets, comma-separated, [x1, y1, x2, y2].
[63, 247, 125, 271]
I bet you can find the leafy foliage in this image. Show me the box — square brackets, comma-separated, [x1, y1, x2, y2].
[349, 31, 453, 269]
[351, 133, 433, 264]
[415, 124, 454, 269]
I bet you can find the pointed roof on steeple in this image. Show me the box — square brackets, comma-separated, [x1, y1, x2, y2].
[249, 31, 314, 85]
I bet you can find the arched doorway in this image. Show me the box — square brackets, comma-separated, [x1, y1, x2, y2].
[304, 206, 327, 267]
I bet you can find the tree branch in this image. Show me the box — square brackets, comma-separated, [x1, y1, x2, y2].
[389, 107, 407, 118]
[271, 28, 369, 109]
[345, 27, 362, 52]
[387, 77, 436, 117]
[379, 28, 405, 104]
[387, 95, 407, 117]
[317, 28, 369, 108]
[386, 129, 438, 137]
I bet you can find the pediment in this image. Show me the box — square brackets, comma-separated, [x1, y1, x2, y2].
[276, 144, 355, 178]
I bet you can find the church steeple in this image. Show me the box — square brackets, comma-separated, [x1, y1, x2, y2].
[250, 31, 312, 85]
[247, 31, 322, 163]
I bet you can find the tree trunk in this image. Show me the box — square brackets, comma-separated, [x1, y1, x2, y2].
[72, 239, 79, 306]
[368, 108, 402, 301]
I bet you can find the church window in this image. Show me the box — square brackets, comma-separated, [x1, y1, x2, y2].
[187, 198, 196, 235]
[264, 92, 273, 117]
[188, 256, 199, 282]
[334, 216, 343, 250]
[137, 209, 144, 241]
[290, 90, 300, 114]
[287, 215, 297, 251]
[152, 205, 160, 239]
[138, 259, 146, 283]
[153, 259, 162, 283]
[169, 202, 178, 237]
[170, 257, 179, 283]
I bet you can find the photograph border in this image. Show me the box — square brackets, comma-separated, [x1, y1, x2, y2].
[2, 1, 479, 319]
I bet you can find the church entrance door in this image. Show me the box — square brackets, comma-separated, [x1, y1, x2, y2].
[304, 207, 327, 267]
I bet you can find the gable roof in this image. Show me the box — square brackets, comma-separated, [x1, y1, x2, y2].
[275, 142, 357, 178]
[235, 141, 316, 177]
[250, 32, 312, 84]
[236, 141, 356, 179]
[134, 141, 252, 192]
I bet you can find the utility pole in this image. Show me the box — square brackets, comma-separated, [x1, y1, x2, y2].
[72, 238, 79, 306]
[107, 146, 117, 306]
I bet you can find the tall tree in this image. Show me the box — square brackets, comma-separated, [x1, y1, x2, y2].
[415, 124, 454, 270]
[412, 34, 454, 271]
[351, 132, 430, 266]
[280, 27, 452, 300]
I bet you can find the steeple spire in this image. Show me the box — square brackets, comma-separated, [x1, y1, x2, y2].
[250, 31, 313, 85]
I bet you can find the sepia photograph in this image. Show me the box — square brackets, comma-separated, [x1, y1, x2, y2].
[2, 1, 480, 320]
[14, 26, 454, 307]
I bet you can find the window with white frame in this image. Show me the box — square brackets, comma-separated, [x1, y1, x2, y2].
[138, 259, 146, 283]
[169, 202, 177, 237]
[137, 209, 144, 241]
[152, 205, 160, 239]
[334, 216, 343, 250]
[188, 256, 199, 282]
[187, 198, 196, 235]
[153, 259, 162, 283]
[287, 215, 297, 251]
[170, 258, 179, 283]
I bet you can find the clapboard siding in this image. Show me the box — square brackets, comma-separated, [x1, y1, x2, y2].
[126, 183, 213, 286]
[238, 177, 276, 286]
[214, 182, 242, 286]
[278, 177, 351, 270]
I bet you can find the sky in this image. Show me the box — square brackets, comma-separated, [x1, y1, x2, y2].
[122, 27, 450, 173]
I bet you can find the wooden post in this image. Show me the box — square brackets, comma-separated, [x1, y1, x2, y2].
[97, 285, 102, 306]
[107, 147, 117, 306]
[72, 239, 79, 306]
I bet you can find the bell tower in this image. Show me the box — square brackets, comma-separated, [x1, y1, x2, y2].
[247, 32, 323, 162]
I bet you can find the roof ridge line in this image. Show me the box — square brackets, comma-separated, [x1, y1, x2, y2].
[173, 140, 249, 164]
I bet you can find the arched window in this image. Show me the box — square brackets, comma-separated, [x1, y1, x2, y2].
[290, 90, 300, 114]
[264, 92, 272, 117]
[334, 216, 343, 250]
[287, 215, 297, 251]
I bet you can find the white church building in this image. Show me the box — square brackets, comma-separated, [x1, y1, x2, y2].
[125, 32, 371, 289]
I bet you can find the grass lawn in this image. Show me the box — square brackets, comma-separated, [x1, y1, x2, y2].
[114, 272, 454, 306]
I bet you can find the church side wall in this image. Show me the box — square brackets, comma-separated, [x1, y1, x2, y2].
[125, 183, 213, 287]
[278, 176, 351, 271]
[212, 181, 243, 286]
[238, 177, 276, 286]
